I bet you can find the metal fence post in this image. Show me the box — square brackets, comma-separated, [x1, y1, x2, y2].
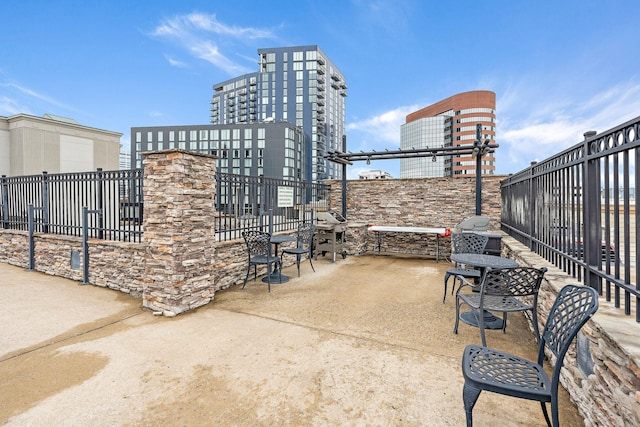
[28, 204, 35, 270]
[529, 162, 537, 251]
[82, 206, 90, 284]
[259, 174, 265, 231]
[582, 131, 602, 293]
[96, 168, 104, 239]
[1, 175, 8, 229]
[41, 171, 49, 233]
[81, 206, 101, 285]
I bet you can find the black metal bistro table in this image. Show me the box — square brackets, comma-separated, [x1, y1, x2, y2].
[450, 253, 519, 329]
[262, 234, 297, 284]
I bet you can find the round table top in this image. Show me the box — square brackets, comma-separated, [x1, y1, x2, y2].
[450, 253, 518, 269]
[270, 234, 297, 244]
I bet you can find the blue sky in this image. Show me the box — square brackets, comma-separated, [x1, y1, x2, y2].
[2, 0, 639, 178]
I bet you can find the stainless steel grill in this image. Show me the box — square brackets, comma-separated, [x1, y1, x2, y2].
[314, 211, 347, 262]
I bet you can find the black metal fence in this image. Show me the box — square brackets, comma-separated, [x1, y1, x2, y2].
[501, 115, 639, 321]
[1, 169, 144, 242]
[0, 168, 328, 244]
[215, 172, 329, 241]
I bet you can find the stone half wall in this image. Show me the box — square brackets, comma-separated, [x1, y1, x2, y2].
[326, 175, 504, 258]
[502, 235, 640, 427]
[0, 230, 145, 296]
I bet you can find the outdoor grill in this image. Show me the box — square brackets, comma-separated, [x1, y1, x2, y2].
[314, 211, 347, 262]
[456, 215, 502, 256]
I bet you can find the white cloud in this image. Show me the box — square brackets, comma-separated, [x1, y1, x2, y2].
[165, 55, 188, 68]
[0, 96, 30, 116]
[346, 105, 419, 150]
[497, 79, 640, 173]
[188, 40, 249, 75]
[0, 79, 82, 117]
[150, 13, 276, 75]
[2, 81, 72, 111]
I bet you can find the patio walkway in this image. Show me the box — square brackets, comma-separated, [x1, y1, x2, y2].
[0, 255, 584, 426]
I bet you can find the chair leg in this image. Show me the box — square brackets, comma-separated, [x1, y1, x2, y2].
[308, 253, 315, 272]
[453, 276, 462, 295]
[267, 262, 272, 293]
[541, 401, 553, 427]
[242, 265, 250, 289]
[532, 308, 541, 343]
[454, 296, 461, 334]
[462, 382, 481, 427]
[501, 312, 508, 334]
[296, 254, 301, 277]
[443, 272, 451, 303]
[478, 310, 487, 347]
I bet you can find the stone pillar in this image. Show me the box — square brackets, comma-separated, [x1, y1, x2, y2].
[141, 150, 216, 316]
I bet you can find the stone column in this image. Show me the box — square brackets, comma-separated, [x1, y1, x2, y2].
[141, 150, 216, 316]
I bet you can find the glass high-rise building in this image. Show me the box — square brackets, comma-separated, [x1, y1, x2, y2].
[400, 90, 496, 178]
[210, 45, 347, 183]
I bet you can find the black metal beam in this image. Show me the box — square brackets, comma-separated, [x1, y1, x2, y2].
[324, 143, 498, 163]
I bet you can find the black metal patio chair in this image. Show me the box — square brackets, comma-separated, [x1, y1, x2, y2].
[461, 283, 598, 427]
[241, 230, 281, 292]
[281, 221, 316, 278]
[454, 266, 547, 346]
[443, 232, 489, 303]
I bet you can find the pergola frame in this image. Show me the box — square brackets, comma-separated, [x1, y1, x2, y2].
[324, 124, 498, 218]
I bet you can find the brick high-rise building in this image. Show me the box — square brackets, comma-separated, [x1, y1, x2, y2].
[400, 90, 496, 178]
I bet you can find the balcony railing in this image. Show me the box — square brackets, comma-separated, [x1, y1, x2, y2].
[0, 169, 144, 242]
[0, 169, 328, 245]
[501, 115, 640, 321]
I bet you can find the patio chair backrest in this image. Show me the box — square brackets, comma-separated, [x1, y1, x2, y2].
[242, 230, 271, 257]
[296, 222, 316, 248]
[452, 232, 489, 255]
[481, 266, 547, 298]
[539, 284, 599, 365]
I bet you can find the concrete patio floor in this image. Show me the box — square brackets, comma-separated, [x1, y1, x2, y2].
[0, 255, 584, 426]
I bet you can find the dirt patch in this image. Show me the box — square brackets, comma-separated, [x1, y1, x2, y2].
[0, 350, 108, 422]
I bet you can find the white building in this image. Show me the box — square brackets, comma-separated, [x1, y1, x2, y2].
[359, 170, 392, 180]
[0, 113, 121, 176]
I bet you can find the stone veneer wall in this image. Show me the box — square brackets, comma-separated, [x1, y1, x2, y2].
[0, 230, 145, 296]
[326, 175, 504, 257]
[0, 230, 30, 266]
[0, 150, 219, 314]
[141, 150, 217, 315]
[502, 235, 640, 427]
